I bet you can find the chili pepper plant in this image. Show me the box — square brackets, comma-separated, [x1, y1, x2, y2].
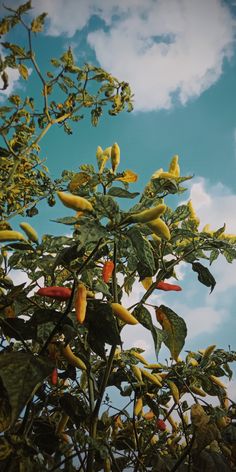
[0, 3, 236, 472]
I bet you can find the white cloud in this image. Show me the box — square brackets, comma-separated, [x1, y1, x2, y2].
[188, 177, 236, 233]
[32, 0, 236, 112]
[0, 1, 235, 110]
[176, 303, 228, 339]
[182, 177, 236, 294]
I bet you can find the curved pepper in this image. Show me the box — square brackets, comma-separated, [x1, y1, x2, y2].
[147, 218, 171, 241]
[20, 222, 38, 243]
[36, 286, 72, 301]
[140, 368, 162, 387]
[130, 204, 166, 224]
[61, 344, 86, 370]
[102, 261, 114, 283]
[168, 155, 180, 177]
[111, 303, 138, 325]
[51, 367, 58, 385]
[111, 142, 120, 173]
[190, 385, 206, 397]
[0, 230, 27, 242]
[130, 350, 149, 366]
[75, 283, 87, 323]
[57, 191, 93, 212]
[130, 365, 143, 383]
[134, 397, 143, 416]
[166, 380, 180, 404]
[156, 281, 182, 291]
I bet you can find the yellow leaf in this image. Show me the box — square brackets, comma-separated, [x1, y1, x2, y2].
[116, 169, 138, 183]
[18, 64, 28, 80]
[69, 172, 90, 193]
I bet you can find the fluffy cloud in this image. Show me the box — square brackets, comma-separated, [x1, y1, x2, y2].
[32, 0, 235, 112]
[188, 177, 236, 233]
[183, 177, 236, 293]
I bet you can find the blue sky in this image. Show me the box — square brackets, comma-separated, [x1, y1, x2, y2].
[1, 0, 236, 397]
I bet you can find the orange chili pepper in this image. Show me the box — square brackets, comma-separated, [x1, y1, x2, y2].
[102, 261, 114, 283]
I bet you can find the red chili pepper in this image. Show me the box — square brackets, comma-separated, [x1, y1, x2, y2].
[156, 281, 182, 292]
[156, 419, 167, 431]
[36, 286, 72, 301]
[51, 367, 58, 385]
[102, 261, 114, 283]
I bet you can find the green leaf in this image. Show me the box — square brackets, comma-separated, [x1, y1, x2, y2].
[156, 305, 187, 361]
[108, 187, 139, 199]
[151, 326, 168, 359]
[51, 216, 78, 225]
[0, 318, 36, 340]
[76, 220, 107, 247]
[133, 304, 154, 331]
[192, 262, 216, 293]
[223, 247, 236, 263]
[213, 223, 226, 239]
[133, 305, 165, 359]
[127, 226, 156, 277]
[94, 194, 120, 219]
[60, 393, 88, 426]
[86, 300, 121, 355]
[209, 249, 219, 265]
[0, 352, 53, 430]
[29, 309, 61, 326]
[171, 204, 190, 222]
[5, 242, 33, 251]
[93, 279, 111, 297]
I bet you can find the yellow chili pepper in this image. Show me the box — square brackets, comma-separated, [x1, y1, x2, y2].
[61, 344, 86, 370]
[111, 143, 120, 173]
[130, 365, 143, 383]
[111, 303, 138, 325]
[166, 380, 180, 404]
[167, 414, 178, 431]
[190, 385, 207, 397]
[147, 218, 171, 241]
[209, 375, 226, 389]
[158, 172, 179, 180]
[20, 222, 39, 243]
[188, 200, 200, 227]
[168, 155, 180, 177]
[134, 397, 143, 416]
[130, 350, 149, 366]
[146, 363, 162, 370]
[130, 204, 166, 224]
[140, 368, 162, 387]
[0, 230, 27, 242]
[57, 191, 93, 212]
